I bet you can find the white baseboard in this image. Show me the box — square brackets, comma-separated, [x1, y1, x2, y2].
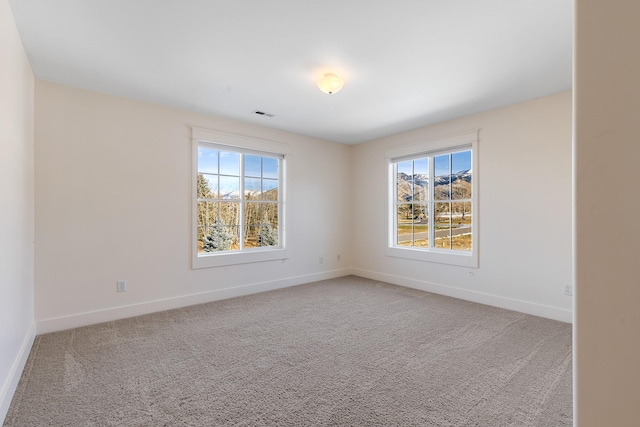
[0, 322, 36, 425]
[37, 269, 352, 334]
[36, 267, 570, 335]
[351, 268, 572, 323]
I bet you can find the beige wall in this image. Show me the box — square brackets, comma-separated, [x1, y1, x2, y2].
[574, 0, 640, 424]
[0, 0, 35, 420]
[351, 92, 573, 321]
[34, 81, 352, 330]
[34, 82, 575, 330]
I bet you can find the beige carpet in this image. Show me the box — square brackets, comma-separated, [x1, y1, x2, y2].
[4, 276, 572, 426]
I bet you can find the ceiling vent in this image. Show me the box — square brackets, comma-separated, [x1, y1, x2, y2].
[252, 110, 274, 118]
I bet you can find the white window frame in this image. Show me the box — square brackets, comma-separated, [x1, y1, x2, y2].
[385, 130, 479, 268]
[191, 127, 289, 269]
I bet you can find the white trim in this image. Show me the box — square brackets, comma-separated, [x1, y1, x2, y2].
[385, 246, 477, 267]
[192, 127, 290, 155]
[385, 129, 478, 159]
[198, 140, 284, 159]
[36, 269, 352, 334]
[0, 322, 36, 425]
[192, 248, 289, 269]
[35, 267, 571, 335]
[571, 73, 577, 427]
[351, 268, 572, 323]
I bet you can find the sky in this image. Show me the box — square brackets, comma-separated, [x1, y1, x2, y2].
[397, 149, 472, 177]
[198, 147, 279, 196]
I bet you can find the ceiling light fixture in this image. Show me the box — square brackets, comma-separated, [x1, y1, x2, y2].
[317, 73, 344, 95]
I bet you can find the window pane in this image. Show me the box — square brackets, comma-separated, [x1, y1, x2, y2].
[397, 173, 412, 202]
[261, 179, 278, 201]
[198, 147, 218, 174]
[452, 150, 472, 175]
[413, 204, 429, 247]
[435, 202, 451, 226]
[244, 155, 261, 177]
[451, 231, 472, 250]
[410, 204, 428, 222]
[262, 202, 278, 226]
[197, 229, 206, 253]
[452, 174, 472, 200]
[245, 206, 279, 248]
[434, 177, 450, 200]
[197, 201, 219, 228]
[435, 202, 452, 249]
[435, 154, 450, 177]
[197, 173, 217, 199]
[259, 223, 278, 247]
[451, 202, 472, 227]
[451, 202, 471, 250]
[244, 178, 261, 198]
[263, 157, 278, 179]
[200, 225, 238, 252]
[219, 202, 240, 226]
[413, 178, 428, 201]
[396, 204, 428, 247]
[244, 224, 278, 248]
[244, 225, 260, 248]
[244, 202, 262, 226]
[397, 203, 413, 222]
[413, 158, 428, 176]
[219, 151, 240, 176]
[397, 160, 412, 177]
[396, 205, 413, 246]
[219, 176, 240, 199]
[436, 234, 452, 250]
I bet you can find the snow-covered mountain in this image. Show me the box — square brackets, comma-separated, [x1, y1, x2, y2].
[397, 170, 472, 202]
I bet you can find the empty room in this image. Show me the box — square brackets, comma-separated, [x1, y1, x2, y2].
[2, 0, 639, 426]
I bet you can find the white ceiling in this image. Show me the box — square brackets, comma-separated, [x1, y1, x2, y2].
[9, 0, 573, 144]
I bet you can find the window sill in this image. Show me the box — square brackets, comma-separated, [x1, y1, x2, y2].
[192, 248, 288, 269]
[385, 246, 478, 268]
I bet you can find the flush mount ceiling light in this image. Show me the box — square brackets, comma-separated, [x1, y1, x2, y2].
[317, 73, 344, 95]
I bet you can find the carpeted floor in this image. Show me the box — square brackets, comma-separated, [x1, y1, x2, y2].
[4, 276, 573, 426]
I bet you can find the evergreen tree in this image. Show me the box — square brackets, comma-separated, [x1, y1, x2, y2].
[197, 173, 212, 199]
[258, 223, 278, 246]
[197, 174, 215, 244]
[202, 220, 234, 251]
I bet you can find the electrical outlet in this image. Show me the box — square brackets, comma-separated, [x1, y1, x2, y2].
[319, 256, 324, 264]
[117, 280, 127, 292]
[337, 254, 341, 262]
[563, 284, 573, 296]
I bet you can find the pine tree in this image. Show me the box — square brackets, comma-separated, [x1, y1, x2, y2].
[202, 220, 234, 251]
[258, 223, 278, 246]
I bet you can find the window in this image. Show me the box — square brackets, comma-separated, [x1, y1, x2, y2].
[386, 131, 478, 267]
[192, 128, 288, 268]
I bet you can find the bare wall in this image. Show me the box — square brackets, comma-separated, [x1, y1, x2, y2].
[574, 0, 640, 424]
[34, 81, 352, 330]
[351, 92, 573, 321]
[0, 0, 35, 420]
[34, 83, 573, 329]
